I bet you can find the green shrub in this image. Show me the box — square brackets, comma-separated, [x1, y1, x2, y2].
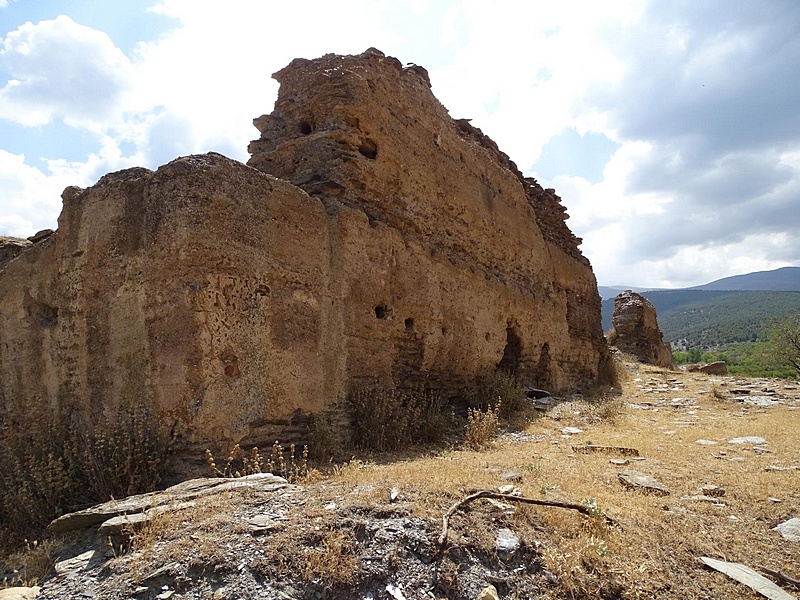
[0, 402, 169, 543]
[347, 385, 449, 452]
[463, 370, 525, 418]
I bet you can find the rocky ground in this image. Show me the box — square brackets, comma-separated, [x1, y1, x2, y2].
[3, 361, 799, 599]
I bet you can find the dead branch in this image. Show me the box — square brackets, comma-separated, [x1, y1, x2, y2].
[760, 565, 800, 589]
[437, 490, 619, 551]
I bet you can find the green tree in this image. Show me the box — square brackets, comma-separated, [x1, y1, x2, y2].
[767, 314, 800, 375]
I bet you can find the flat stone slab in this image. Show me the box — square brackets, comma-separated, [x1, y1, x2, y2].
[618, 470, 670, 496]
[700, 484, 726, 497]
[561, 427, 583, 435]
[98, 501, 196, 536]
[48, 473, 287, 533]
[729, 436, 768, 445]
[572, 444, 640, 456]
[54, 550, 99, 576]
[773, 517, 800, 542]
[700, 557, 797, 600]
[0, 588, 41, 600]
[247, 514, 286, 534]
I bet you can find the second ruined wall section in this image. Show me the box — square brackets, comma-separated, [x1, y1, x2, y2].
[0, 153, 582, 450]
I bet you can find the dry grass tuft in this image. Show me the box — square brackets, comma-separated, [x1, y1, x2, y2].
[1, 537, 67, 587]
[0, 402, 168, 545]
[205, 441, 308, 482]
[463, 403, 501, 450]
[464, 370, 526, 417]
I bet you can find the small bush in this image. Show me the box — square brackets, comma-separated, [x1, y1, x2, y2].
[463, 402, 501, 450]
[710, 384, 728, 401]
[464, 370, 525, 418]
[347, 385, 449, 452]
[0, 401, 169, 545]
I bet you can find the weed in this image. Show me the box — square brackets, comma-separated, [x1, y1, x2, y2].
[308, 412, 340, 461]
[302, 531, 357, 585]
[1, 537, 65, 587]
[347, 385, 450, 451]
[579, 497, 605, 518]
[464, 370, 525, 418]
[522, 462, 541, 475]
[710, 384, 727, 400]
[540, 483, 557, 496]
[0, 402, 169, 545]
[205, 441, 308, 483]
[463, 402, 500, 450]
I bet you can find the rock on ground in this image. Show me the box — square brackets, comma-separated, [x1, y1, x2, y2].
[607, 291, 675, 369]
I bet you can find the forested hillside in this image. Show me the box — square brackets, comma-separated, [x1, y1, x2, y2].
[601, 290, 800, 348]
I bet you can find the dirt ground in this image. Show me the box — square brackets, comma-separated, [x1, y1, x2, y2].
[6, 361, 800, 599]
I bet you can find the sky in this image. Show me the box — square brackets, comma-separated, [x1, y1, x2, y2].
[1, 1, 799, 288]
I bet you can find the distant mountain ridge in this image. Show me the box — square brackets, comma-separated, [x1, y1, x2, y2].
[688, 266, 800, 292]
[599, 266, 800, 299]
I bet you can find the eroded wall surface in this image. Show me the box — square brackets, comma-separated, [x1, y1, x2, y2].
[0, 50, 609, 454]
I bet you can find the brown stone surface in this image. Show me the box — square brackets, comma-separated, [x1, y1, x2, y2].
[686, 361, 728, 375]
[0, 50, 609, 462]
[607, 290, 675, 368]
[0, 236, 31, 270]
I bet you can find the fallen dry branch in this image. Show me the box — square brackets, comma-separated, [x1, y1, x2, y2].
[760, 566, 800, 589]
[437, 490, 618, 551]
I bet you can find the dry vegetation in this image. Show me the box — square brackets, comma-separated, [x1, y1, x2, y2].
[3, 359, 799, 598]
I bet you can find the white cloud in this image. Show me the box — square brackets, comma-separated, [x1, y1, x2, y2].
[1, 0, 799, 288]
[0, 150, 65, 235]
[0, 16, 132, 129]
[428, 1, 636, 171]
[130, 0, 403, 162]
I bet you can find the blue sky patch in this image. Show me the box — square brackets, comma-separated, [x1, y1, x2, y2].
[534, 129, 620, 184]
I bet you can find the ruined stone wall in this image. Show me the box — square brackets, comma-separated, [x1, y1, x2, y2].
[607, 290, 675, 369]
[247, 49, 608, 390]
[0, 236, 31, 269]
[0, 50, 609, 456]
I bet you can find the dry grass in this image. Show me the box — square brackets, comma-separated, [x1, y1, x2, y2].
[0, 402, 168, 546]
[205, 441, 309, 482]
[347, 385, 451, 451]
[308, 362, 800, 598]
[1, 537, 68, 588]
[7, 360, 799, 598]
[463, 403, 501, 450]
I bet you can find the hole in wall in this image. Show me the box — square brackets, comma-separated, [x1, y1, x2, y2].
[299, 121, 313, 135]
[358, 138, 378, 159]
[404, 317, 414, 331]
[497, 324, 522, 375]
[32, 302, 59, 328]
[375, 305, 390, 320]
